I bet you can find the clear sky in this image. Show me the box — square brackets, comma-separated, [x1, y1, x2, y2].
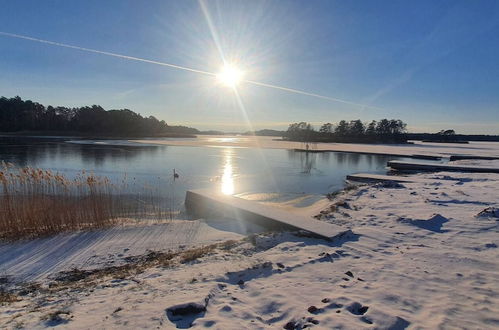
[0, 0, 498, 133]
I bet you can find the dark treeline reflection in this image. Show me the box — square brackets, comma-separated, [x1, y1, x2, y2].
[287, 150, 392, 174]
[0, 137, 161, 168]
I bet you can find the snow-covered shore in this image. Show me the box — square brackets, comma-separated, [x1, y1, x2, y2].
[1, 170, 498, 329]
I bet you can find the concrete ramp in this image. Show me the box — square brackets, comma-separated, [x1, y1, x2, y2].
[388, 160, 499, 173]
[449, 155, 499, 161]
[347, 173, 421, 183]
[185, 189, 351, 240]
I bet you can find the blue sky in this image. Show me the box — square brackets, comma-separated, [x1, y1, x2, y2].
[0, 0, 498, 133]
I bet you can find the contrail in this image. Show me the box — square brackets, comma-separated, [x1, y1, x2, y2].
[245, 80, 383, 110]
[0, 31, 381, 110]
[0, 31, 214, 77]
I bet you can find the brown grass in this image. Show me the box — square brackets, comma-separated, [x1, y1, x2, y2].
[180, 245, 217, 263]
[0, 162, 175, 240]
[0, 290, 19, 304]
[0, 239, 247, 306]
[53, 240, 241, 286]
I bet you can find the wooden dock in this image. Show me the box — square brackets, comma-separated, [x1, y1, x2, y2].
[291, 149, 441, 160]
[388, 160, 499, 173]
[185, 189, 351, 240]
[449, 155, 499, 161]
[346, 173, 420, 183]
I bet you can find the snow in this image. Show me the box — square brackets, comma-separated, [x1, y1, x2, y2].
[131, 136, 499, 158]
[1, 169, 498, 329]
[0, 220, 243, 283]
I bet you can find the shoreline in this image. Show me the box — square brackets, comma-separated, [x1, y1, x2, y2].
[131, 135, 499, 159]
[0, 132, 197, 139]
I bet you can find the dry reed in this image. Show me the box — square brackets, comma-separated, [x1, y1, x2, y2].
[0, 162, 175, 240]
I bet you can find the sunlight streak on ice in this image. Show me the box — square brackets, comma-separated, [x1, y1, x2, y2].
[221, 148, 235, 195]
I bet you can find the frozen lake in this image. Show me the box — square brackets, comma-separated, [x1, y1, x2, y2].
[0, 136, 416, 209]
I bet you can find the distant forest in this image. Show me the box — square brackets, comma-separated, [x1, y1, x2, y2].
[406, 132, 499, 143]
[284, 121, 499, 143]
[0, 96, 199, 137]
[285, 120, 408, 143]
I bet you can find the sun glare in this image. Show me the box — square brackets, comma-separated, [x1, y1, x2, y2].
[217, 64, 244, 88]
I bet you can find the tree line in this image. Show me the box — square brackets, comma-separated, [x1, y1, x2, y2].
[286, 119, 408, 143]
[0, 96, 199, 137]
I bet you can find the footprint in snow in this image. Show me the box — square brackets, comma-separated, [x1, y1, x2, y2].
[398, 214, 449, 233]
[347, 302, 369, 315]
[166, 302, 206, 329]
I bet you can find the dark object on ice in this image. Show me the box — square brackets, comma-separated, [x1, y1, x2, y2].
[321, 298, 330, 303]
[347, 302, 369, 315]
[166, 303, 206, 329]
[173, 169, 180, 180]
[237, 279, 244, 285]
[284, 321, 297, 330]
[476, 207, 499, 218]
[276, 262, 285, 269]
[345, 271, 354, 277]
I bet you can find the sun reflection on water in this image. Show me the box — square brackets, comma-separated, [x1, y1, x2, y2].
[221, 148, 235, 195]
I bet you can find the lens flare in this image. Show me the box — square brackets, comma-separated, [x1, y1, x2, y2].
[0, 30, 384, 110]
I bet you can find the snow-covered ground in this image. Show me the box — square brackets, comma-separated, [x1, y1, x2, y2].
[1, 170, 497, 329]
[131, 135, 499, 158]
[0, 220, 246, 283]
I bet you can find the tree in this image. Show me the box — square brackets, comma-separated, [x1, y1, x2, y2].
[348, 120, 365, 136]
[438, 129, 455, 135]
[334, 120, 349, 136]
[0, 95, 199, 136]
[366, 120, 377, 135]
[388, 119, 406, 135]
[375, 119, 391, 135]
[319, 123, 333, 134]
[286, 122, 315, 142]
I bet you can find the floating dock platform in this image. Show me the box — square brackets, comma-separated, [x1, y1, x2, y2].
[449, 155, 499, 161]
[388, 160, 499, 173]
[291, 149, 441, 160]
[346, 173, 420, 183]
[185, 189, 351, 240]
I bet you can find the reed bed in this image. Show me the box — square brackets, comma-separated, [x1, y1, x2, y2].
[0, 162, 175, 240]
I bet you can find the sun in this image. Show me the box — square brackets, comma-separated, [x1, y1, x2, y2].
[216, 64, 244, 88]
